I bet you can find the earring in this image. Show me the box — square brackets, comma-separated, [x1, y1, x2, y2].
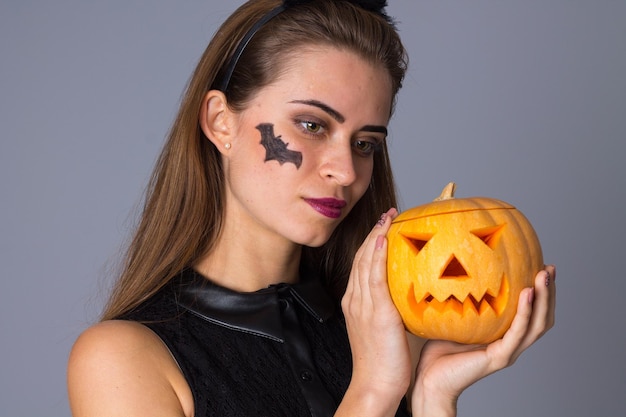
[224, 143, 231, 150]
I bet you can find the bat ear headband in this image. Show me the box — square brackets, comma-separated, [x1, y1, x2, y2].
[215, 0, 394, 93]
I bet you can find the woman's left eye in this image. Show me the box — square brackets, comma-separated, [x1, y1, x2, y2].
[353, 139, 381, 156]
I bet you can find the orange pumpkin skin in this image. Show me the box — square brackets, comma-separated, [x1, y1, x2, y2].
[387, 183, 543, 344]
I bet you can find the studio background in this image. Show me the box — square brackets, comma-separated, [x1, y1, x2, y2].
[1, 1, 624, 416]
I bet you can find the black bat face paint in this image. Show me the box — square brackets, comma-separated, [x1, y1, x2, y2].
[256, 123, 303, 169]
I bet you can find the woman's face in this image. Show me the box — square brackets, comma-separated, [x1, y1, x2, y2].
[222, 46, 393, 248]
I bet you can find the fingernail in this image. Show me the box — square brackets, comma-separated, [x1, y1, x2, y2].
[528, 288, 535, 304]
[375, 235, 385, 249]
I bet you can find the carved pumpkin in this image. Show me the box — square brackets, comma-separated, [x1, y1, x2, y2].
[387, 183, 543, 344]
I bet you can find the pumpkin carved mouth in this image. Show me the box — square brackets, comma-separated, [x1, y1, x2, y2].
[407, 274, 509, 319]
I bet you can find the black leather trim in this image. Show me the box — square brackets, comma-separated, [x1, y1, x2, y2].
[175, 268, 335, 343]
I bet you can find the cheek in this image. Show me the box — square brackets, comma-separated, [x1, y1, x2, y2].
[225, 139, 277, 197]
[353, 159, 374, 196]
[256, 123, 303, 169]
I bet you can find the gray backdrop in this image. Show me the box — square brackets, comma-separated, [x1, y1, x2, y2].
[1, 1, 624, 416]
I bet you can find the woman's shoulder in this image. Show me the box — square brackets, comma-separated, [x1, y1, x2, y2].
[67, 320, 194, 417]
[69, 320, 167, 359]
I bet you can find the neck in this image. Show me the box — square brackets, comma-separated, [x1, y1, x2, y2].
[194, 226, 302, 293]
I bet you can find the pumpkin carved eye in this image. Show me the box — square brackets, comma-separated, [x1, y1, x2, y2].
[471, 224, 505, 250]
[402, 233, 433, 253]
[387, 183, 543, 344]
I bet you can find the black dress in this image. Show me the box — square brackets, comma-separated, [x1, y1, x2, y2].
[122, 268, 410, 417]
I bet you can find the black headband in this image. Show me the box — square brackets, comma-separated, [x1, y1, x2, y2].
[216, 0, 392, 93]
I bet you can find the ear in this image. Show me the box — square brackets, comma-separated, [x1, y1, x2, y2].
[199, 90, 233, 154]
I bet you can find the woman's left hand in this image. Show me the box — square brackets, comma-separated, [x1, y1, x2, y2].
[410, 265, 557, 416]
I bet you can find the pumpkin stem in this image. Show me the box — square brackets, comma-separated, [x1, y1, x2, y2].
[434, 182, 456, 201]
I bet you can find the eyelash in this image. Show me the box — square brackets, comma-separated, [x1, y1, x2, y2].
[294, 118, 382, 157]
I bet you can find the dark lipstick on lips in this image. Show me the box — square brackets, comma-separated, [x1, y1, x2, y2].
[305, 198, 347, 219]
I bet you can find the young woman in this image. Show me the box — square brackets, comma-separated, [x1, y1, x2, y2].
[67, 1, 556, 416]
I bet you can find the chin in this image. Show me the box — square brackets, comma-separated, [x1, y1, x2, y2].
[302, 240, 328, 249]
[298, 237, 330, 248]
[294, 229, 335, 248]
[287, 216, 343, 248]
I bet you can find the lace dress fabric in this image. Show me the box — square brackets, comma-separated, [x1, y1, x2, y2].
[122, 269, 410, 417]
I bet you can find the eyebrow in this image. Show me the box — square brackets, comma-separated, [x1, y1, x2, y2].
[360, 125, 388, 136]
[290, 99, 345, 122]
[289, 99, 388, 136]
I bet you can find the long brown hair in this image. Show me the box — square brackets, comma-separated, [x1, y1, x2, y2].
[102, 0, 408, 320]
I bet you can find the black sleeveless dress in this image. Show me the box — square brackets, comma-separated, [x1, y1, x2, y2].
[122, 268, 410, 417]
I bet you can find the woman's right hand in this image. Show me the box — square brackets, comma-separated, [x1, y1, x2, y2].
[336, 208, 412, 416]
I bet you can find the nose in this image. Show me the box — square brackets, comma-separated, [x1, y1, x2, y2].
[319, 141, 357, 186]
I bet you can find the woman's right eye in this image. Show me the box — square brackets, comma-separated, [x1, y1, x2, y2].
[295, 118, 326, 136]
[303, 121, 321, 133]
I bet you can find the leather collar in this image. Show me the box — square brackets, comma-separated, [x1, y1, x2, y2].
[175, 268, 336, 343]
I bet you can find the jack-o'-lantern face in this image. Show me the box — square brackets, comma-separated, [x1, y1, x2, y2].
[387, 183, 543, 344]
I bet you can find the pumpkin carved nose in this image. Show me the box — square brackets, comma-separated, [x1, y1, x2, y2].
[441, 255, 468, 279]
